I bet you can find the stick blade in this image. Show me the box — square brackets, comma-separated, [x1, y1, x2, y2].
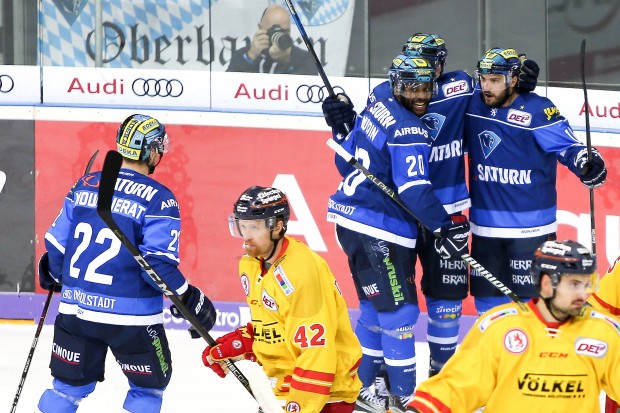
[97, 150, 122, 215]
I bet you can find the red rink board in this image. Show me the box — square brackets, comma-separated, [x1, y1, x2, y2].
[34, 121, 620, 316]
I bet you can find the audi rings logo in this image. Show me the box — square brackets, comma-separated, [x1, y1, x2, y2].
[0, 74, 15, 93]
[132, 78, 183, 98]
[296, 84, 344, 104]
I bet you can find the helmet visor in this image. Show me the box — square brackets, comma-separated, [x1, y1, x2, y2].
[228, 214, 276, 238]
[556, 272, 600, 294]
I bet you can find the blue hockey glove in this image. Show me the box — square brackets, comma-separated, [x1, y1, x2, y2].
[170, 284, 217, 338]
[516, 55, 539, 93]
[434, 215, 470, 259]
[322, 93, 356, 137]
[576, 148, 607, 188]
[38, 252, 61, 292]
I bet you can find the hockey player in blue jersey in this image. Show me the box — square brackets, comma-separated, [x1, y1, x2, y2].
[325, 54, 470, 413]
[465, 47, 607, 316]
[323, 35, 539, 413]
[36, 114, 216, 413]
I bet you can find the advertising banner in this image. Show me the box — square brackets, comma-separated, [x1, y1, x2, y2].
[34, 118, 620, 315]
[40, 0, 354, 76]
[0, 65, 41, 105]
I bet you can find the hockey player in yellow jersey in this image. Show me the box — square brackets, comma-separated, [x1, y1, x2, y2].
[589, 255, 620, 316]
[588, 255, 620, 413]
[407, 240, 620, 413]
[202, 186, 362, 413]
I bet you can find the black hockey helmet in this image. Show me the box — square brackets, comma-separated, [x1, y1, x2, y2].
[229, 186, 289, 238]
[530, 240, 597, 289]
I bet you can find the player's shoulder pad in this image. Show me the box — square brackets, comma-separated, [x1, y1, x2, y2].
[270, 238, 319, 296]
[586, 309, 620, 336]
[477, 305, 520, 333]
[516, 93, 565, 127]
[437, 70, 474, 98]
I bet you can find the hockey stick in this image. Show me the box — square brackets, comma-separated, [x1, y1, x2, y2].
[96, 151, 281, 413]
[580, 39, 597, 257]
[10, 150, 100, 413]
[327, 139, 526, 309]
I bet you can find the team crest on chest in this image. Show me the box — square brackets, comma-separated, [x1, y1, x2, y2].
[504, 328, 529, 354]
[421, 112, 445, 141]
[478, 130, 501, 158]
[240, 274, 250, 296]
[274, 266, 295, 295]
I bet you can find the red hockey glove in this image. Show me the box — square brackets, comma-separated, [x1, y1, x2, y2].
[202, 323, 256, 378]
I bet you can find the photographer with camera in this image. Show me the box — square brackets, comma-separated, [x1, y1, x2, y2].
[227, 4, 317, 75]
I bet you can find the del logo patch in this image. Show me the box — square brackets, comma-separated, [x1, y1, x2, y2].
[507, 109, 532, 126]
[575, 337, 608, 358]
[262, 290, 278, 311]
[504, 328, 529, 354]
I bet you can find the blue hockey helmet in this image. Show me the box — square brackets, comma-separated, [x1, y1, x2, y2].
[476, 47, 521, 87]
[116, 114, 169, 161]
[402, 33, 447, 68]
[530, 240, 598, 291]
[388, 54, 436, 96]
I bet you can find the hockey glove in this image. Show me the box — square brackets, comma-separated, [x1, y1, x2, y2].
[516, 55, 540, 94]
[38, 252, 61, 292]
[434, 215, 470, 260]
[575, 148, 607, 188]
[202, 323, 256, 378]
[170, 284, 217, 338]
[322, 93, 356, 137]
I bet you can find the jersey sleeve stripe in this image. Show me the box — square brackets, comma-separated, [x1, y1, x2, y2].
[410, 390, 451, 413]
[44, 232, 66, 254]
[590, 294, 620, 315]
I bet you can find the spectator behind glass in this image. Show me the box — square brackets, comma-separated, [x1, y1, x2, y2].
[227, 4, 318, 75]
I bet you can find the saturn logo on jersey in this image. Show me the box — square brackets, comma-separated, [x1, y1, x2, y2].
[503, 328, 529, 354]
[478, 130, 501, 158]
[575, 338, 608, 358]
[507, 109, 532, 126]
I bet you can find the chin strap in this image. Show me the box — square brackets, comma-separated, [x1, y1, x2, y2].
[542, 294, 570, 323]
[147, 153, 163, 175]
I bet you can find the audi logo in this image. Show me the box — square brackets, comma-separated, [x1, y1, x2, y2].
[132, 78, 183, 98]
[296, 84, 344, 104]
[0, 74, 14, 93]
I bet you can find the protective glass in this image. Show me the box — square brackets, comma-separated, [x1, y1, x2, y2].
[228, 215, 276, 238]
[475, 71, 513, 90]
[156, 133, 170, 154]
[393, 77, 437, 98]
[556, 272, 600, 294]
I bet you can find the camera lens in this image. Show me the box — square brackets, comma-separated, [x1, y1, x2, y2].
[268, 25, 293, 50]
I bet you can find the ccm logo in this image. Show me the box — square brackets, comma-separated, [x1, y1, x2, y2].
[575, 338, 608, 358]
[442, 80, 468, 97]
[507, 109, 532, 126]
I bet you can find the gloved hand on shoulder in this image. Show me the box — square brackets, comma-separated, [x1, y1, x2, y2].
[516, 55, 540, 93]
[575, 148, 607, 188]
[322, 93, 356, 137]
[202, 323, 256, 378]
[38, 252, 61, 292]
[434, 215, 470, 260]
[170, 284, 217, 338]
